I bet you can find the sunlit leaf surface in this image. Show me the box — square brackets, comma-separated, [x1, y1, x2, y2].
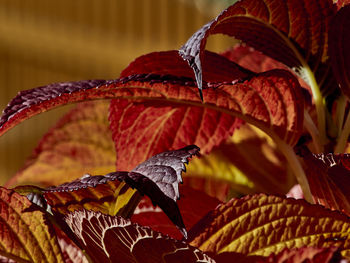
[188, 194, 350, 258]
[0, 187, 64, 262]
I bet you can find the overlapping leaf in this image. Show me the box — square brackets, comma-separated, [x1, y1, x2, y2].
[43, 146, 200, 238]
[187, 124, 293, 195]
[329, 4, 350, 98]
[109, 98, 240, 171]
[302, 150, 350, 216]
[187, 194, 350, 258]
[121, 49, 253, 82]
[6, 100, 116, 187]
[0, 72, 304, 147]
[64, 210, 215, 263]
[179, 0, 336, 94]
[131, 186, 220, 240]
[0, 187, 64, 262]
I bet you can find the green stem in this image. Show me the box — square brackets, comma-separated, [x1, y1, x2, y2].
[303, 109, 322, 153]
[335, 108, 350, 153]
[275, 137, 314, 203]
[300, 67, 327, 146]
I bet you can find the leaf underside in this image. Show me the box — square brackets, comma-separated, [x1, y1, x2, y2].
[64, 210, 215, 263]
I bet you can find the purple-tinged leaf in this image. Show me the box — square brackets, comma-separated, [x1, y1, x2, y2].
[65, 210, 215, 263]
[44, 146, 200, 238]
[0, 72, 304, 146]
[132, 145, 200, 201]
[179, 0, 336, 95]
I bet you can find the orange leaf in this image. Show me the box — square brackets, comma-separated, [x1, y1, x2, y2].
[188, 194, 350, 258]
[0, 187, 64, 262]
[65, 209, 215, 263]
[6, 100, 116, 187]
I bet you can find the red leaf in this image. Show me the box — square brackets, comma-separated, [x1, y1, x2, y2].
[132, 185, 221, 240]
[110, 98, 240, 171]
[65, 210, 215, 263]
[0, 73, 304, 148]
[121, 50, 253, 82]
[301, 149, 350, 216]
[179, 0, 336, 94]
[329, 4, 350, 98]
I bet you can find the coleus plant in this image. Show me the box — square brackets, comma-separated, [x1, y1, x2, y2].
[0, 0, 350, 262]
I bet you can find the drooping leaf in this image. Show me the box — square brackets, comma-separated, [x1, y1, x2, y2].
[44, 145, 200, 238]
[0, 187, 64, 262]
[131, 145, 200, 201]
[301, 150, 350, 216]
[64, 210, 215, 263]
[6, 100, 116, 187]
[179, 0, 337, 95]
[329, 4, 350, 98]
[131, 185, 221, 240]
[121, 50, 253, 82]
[0, 72, 304, 147]
[187, 194, 350, 258]
[43, 172, 140, 217]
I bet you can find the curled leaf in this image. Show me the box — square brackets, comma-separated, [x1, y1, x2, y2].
[179, 0, 336, 94]
[44, 146, 200, 238]
[64, 210, 215, 263]
[0, 72, 303, 147]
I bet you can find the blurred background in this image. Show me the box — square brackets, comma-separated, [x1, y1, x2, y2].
[0, 0, 236, 184]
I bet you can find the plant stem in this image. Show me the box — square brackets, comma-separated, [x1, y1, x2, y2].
[303, 110, 322, 153]
[275, 137, 314, 203]
[335, 107, 350, 153]
[301, 67, 327, 147]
